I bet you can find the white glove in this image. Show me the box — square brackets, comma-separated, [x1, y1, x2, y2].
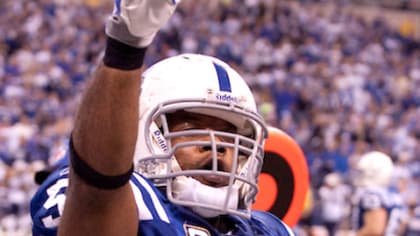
[106, 0, 181, 48]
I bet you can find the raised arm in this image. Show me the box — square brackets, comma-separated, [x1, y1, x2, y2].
[58, 1, 179, 235]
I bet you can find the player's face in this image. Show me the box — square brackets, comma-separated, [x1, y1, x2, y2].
[167, 111, 237, 187]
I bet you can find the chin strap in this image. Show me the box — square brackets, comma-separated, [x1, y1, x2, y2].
[171, 176, 239, 218]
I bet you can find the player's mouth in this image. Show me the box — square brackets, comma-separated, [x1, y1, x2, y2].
[198, 161, 230, 187]
[196, 174, 229, 187]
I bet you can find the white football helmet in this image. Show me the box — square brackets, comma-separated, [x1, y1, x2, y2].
[134, 54, 268, 218]
[354, 151, 394, 187]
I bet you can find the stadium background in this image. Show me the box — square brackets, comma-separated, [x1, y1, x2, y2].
[0, 0, 419, 235]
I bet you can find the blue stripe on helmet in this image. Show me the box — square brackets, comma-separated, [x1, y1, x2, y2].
[213, 62, 232, 92]
[115, 0, 121, 15]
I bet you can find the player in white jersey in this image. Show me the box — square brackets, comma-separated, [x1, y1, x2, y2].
[31, 0, 295, 235]
[351, 151, 407, 236]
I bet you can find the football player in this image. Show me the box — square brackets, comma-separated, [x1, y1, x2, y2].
[30, 0, 295, 235]
[351, 151, 407, 236]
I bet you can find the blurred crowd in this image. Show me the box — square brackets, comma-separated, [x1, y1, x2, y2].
[0, 0, 419, 235]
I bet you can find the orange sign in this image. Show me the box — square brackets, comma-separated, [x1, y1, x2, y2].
[253, 127, 310, 227]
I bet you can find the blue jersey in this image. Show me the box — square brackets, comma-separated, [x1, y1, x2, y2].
[31, 160, 294, 236]
[351, 186, 407, 236]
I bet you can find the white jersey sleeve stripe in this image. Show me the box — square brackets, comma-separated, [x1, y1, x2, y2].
[130, 180, 153, 221]
[133, 173, 170, 223]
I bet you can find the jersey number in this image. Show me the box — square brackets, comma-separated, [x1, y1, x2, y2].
[184, 224, 211, 236]
[42, 178, 68, 228]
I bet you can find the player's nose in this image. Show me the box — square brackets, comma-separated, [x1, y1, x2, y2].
[198, 135, 230, 156]
[199, 145, 227, 155]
